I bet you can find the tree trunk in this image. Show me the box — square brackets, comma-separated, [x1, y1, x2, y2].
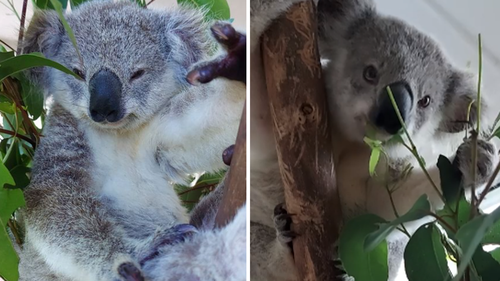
[215, 103, 247, 227]
[261, 1, 343, 280]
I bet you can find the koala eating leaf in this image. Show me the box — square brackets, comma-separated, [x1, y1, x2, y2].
[17, 1, 245, 280]
[250, 0, 498, 280]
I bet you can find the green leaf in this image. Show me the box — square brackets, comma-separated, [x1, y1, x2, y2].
[69, 0, 86, 8]
[35, 0, 68, 10]
[0, 162, 15, 188]
[437, 155, 463, 205]
[49, 0, 83, 63]
[472, 247, 500, 281]
[437, 194, 472, 237]
[491, 248, 500, 263]
[404, 224, 452, 281]
[0, 187, 25, 226]
[454, 206, 500, 281]
[364, 195, 431, 251]
[19, 75, 44, 120]
[482, 219, 500, 245]
[0, 102, 15, 114]
[0, 217, 19, 281]
[6, 166, 31, 190]
[368, 147, 381, 177]
[0, 51, 14, 63]
[339, 214, 388, 281]
[177, 0, 231, 21]
[0, 53, 80, 82]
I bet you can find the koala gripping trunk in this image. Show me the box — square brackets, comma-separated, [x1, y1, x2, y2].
[261, 1, 343, 280]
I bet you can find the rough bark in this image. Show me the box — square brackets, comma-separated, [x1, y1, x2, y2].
[215, 103, 247, 227]
[261, 1, 343, 280]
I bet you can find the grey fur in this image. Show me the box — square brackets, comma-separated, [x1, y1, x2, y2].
[18, 1, 245, 280]
[250, 0, 498, 280]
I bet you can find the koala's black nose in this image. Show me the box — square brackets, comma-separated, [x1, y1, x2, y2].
[373, 81, 413, 135]
[89, 68, 124, 123]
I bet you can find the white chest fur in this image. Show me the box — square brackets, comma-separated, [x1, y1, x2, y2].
[83, 119, 189, 225]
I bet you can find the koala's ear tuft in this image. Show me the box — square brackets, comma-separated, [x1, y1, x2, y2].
[160, 6, 212, 72]
[439, 70, 485, 133]
[317, 0, 376, 41]
[22, 10, 64, 87]
[22, 10, 63, 56]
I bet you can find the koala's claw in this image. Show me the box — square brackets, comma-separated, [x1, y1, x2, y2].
[117, 262, 144, 281]
[223, 144, 235, 166]
[139, 224, 198, 266]
[187, 22, 246, 85]
[454, 138, 499, 188]
[273, 203, 296, 245]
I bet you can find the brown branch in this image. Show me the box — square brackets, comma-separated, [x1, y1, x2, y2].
[215, 103, 246, 227]
[177, 183, 217, 196]
[0, 128, 36, 147]
[0, 39, 15, 52]
[16, 0, 28, 54]
[261, 1, 343, 280]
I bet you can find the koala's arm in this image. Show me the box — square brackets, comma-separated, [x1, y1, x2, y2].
[23, 106, 143, 281]
[142, 205, 247, 281]
[370, 138, 499, 220]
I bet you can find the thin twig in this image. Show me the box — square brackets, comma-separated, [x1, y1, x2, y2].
[0, 128, 37, 147]
[0, 39, 15, 52]
[429, 212, 457, 233]
[146, 0, 156, 7]
[8, 219, 22, 245]
[177, 183, 217, 196]
[477, 159, 500, 207]
[16, 0, 28, 54]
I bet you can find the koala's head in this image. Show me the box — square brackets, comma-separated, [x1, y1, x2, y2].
[318, 0, 485, 154]
[23, 0, 211, 130]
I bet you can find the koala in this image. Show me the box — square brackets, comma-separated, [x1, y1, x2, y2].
[250, 0, 499, 280]
[17, 1, 245, 280]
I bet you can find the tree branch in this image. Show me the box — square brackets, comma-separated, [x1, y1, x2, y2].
[261, 1, 343, 279]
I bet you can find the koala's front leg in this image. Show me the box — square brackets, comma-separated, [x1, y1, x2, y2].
[454, 137, 499, 192]
[187, 22, 246, 84]
[250, 204, 298, 281]
[24, 187, 144, 281]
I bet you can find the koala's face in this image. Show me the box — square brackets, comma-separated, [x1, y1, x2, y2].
[24, 1, 209, 131]
[319, 0, 482, 153]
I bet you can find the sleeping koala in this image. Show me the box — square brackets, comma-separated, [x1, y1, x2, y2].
[250, 0, 498, 280]
[18, 1, 245, 280]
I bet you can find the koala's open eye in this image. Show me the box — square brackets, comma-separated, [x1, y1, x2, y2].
[73, 68, 86, 80]
[363, 65, 378, 84]
[418, 95, 431, 108]
[130, 69, 146, 81]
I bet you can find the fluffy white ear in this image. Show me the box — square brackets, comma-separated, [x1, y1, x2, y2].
[439, 69, 488, 133]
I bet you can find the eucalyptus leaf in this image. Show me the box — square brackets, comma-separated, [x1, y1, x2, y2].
[0, 161, 15, 188]
[49, 0, 83, 63]
[0, 217, 19, 281]
[177, 0, 230, 20]
[35, 0, 68, 10]
[482, 217, 500, 245]
[364, 195, 431, 251]
[0, 53, 79, 82]
[0, 187, 25, 226]
[472, 247, 500, 281]
[491, 248, 500, 263]
[0, 51, 14, 63]
[70, 0, 86, 8]
[454, 207, 500, 281]
[339, 214, 389, 281]
[404, 224, 452, 281]
[369, 148, 380, 177]
[437, 155, 463, 204]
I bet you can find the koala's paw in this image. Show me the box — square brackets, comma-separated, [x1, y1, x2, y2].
[116, 262, 144, 281]
[187, 22, 246, 84]
[139, 224, 197, 266]
[454, 138, 499, 188]
[223, 144, 235, 166]
[273, 203, 296, 246]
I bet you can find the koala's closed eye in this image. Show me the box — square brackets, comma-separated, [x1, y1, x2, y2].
[130, 69, 146, 81]
[73, 68, 86, 80]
